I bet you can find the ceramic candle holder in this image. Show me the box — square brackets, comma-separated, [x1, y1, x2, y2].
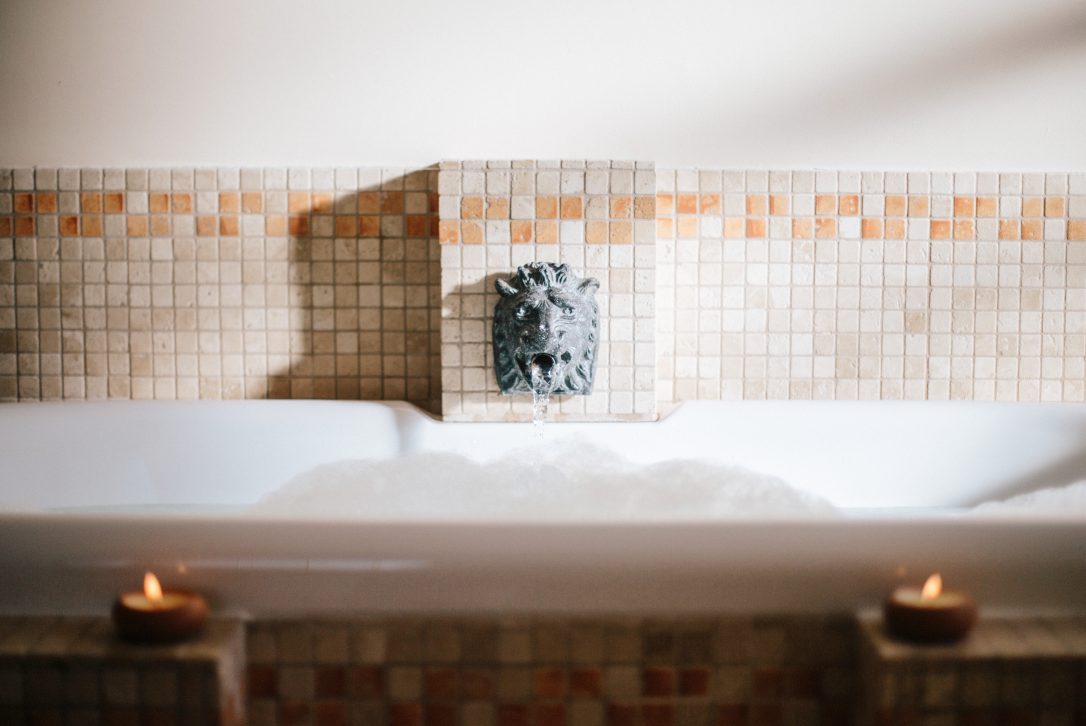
[883, 574, 977, 643]
[112, 573, 208, 644]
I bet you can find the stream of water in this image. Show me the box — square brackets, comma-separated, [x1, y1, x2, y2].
[529, 362, 553, 438]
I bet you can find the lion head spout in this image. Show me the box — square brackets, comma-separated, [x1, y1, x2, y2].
[493, 262, 600, 396]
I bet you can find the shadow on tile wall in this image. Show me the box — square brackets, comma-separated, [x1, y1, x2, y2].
[0, 166, 442, 414]
[277, 169, 441, 412]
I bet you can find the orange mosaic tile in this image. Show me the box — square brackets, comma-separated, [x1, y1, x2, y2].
[953, 219, 974, 240]
[485, 196, 509, 219]
[103, 192, 124, 213]
[150, 192, 170, 213]
[838, 195, 859, 216]
[79, 192, 102, 213]
[656, 193, 674, 215]
[218, 192, 240, 213]
[815, 195, 836, 214]
[723, 217, 744, 238]
[266, 215, 287, 236]
[976, 196, 997, 217]
[379, 191, 403, 214]
[461, 220, 483, 244]
[560, 196, 583, 219]
[656, 218, 673, 238]
[861, 218, 882, 239]
[127, 216, 148, 236]
[241, 192, 261, 213]
[635, 197, 655, 219]
[358, 191, 380, 214]
[288, 192, 310, 213]
[745, 195, 767, 216]
[930, 220, 951, 240]
[219, 216, 239, 236]
[908, 195, 928, 217]
[81, 215, 103, 237]
[405, 215, 428, 237]
[1021, 219, 1043, 240]
[677, 216, 698, 238]
[1069, 219, 1086, 240]
[359, 216, 380, 236]
[1022, 197, 1043, 217]
[461, 196, 483, 219]
[14, 192, 34, 213]
[814, 218, 836, 239]
[536, 220, 558, 244]
[769, 194, 789, 216]
[611, 220, 632, 243]
[289, 215, 309, 236]
[335, 216, 358, 236]
[59, 215, 79, 236]
[1045, 197, 1065, 217]
[438, 219, 460, 244]
[953, 196, 975, 217]
[585, 220, 608, 244]
[611, 196, 633, 218]
[884, 218, 905, 240]
[999, 220, 1020, 240]
[745, 218, 766, 237]
[196, 215, 217, 236]
[677, 194, 697, 214]
[535, 196, 557, 219]
[699, 194, 720, 214]
[884, 196, 906, 217]
[511, 220, 533, 243]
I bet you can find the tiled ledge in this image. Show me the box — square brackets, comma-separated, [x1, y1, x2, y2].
[0, 616, 246, 725]
[857, 614, 1086, 725]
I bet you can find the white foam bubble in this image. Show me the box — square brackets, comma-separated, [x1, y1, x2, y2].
[971, 480, 1086, 516]
[251, 439, 836, 520]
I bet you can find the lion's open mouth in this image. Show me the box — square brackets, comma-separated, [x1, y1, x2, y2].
[517, 352, 560, 392]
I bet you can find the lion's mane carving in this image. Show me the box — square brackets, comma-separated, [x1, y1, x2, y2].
[493, 262, 600, 396]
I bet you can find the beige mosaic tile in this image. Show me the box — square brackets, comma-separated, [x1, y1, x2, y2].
[656, 170, 1086, 403]
[0, 167, 442, 412]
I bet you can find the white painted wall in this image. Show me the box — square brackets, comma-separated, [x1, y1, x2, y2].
[2, 0, 1084, 169]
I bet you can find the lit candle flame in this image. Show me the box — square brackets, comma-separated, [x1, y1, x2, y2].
[143, 572, 163, 605]
[921, 573, 942, 600]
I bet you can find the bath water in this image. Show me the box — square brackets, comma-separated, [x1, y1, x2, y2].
[252, 440, 838, 520]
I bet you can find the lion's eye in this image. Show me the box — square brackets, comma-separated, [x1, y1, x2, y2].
[515, 306, 529, 319]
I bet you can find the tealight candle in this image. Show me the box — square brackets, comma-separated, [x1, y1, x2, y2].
[884, 573, 977, 643]
[112, 572, 208, 644]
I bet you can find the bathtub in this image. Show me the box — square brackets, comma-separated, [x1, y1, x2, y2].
[0, 400, 1083, 616]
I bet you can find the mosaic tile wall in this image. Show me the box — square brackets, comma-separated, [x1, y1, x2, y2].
[0, 616, 246, 725]
[437, 161, 657, 422]
[857, 616, 1086, 726]
[4, 165, 1086, 414]
[246, 615, 858, 726]
[0, 167, 442, 411]
[656, 170, 1086, 403]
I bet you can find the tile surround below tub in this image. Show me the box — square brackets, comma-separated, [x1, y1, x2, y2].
[245, 615, 858, 726]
